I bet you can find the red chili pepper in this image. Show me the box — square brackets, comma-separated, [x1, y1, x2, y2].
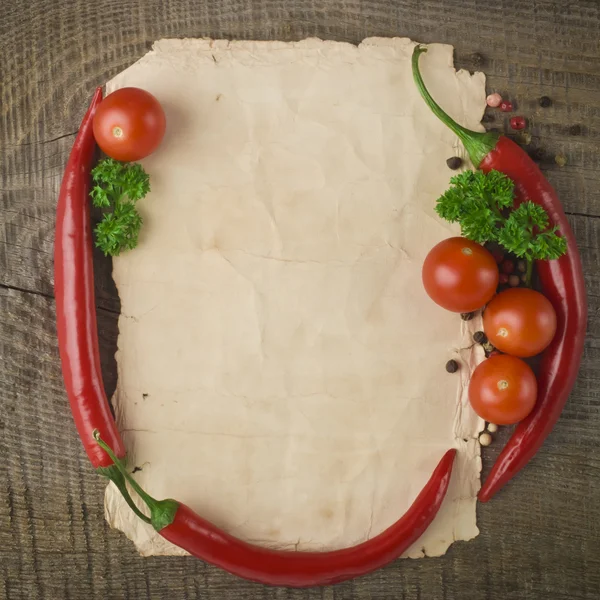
[95, 432, 456, 588]
[54, 88, 126, 468]
[57, 88, 458, 586]
[478, 137, 587, 501]
[413, 46, 587, 501]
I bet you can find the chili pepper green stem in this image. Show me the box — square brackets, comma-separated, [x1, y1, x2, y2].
[411, 45, 499, 169]
[97, 464, 152, 524]
[94, 431, 154, 506]
[94, 430, 178, 531]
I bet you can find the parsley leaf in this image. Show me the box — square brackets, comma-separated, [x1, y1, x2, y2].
[90, 159, 150, 256]
[499, 201, 567, 261]
[435, 170, 567, 270]
[435, 170, 513, 244]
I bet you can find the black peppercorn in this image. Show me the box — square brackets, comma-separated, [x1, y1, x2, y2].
[481, 112, 494, 123]
[569, 124, 582, 136]
[529, 147, 546, 162]
[461, 312, 475, 321]
[539, 96, 552, 108]
[446, 359, 459, 373]
[516, 259, 527, 273]
[473, 331, 487, 344]
[471, 53, 484, 68]
[446, 156, 463, 170]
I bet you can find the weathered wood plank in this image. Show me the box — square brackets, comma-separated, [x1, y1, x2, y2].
[1, 212, 599, 600]
[1, 0, 600, 598]
[2, 3, 600, 307]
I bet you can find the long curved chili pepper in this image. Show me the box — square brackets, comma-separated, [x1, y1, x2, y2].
[56, 87, 460, 586]
[54, 88, 126, 469]
[412, 45, 587, 502]
[96, 432, 456, 588]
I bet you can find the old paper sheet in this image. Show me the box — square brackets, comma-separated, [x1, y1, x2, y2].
[104, 37, 486, 558]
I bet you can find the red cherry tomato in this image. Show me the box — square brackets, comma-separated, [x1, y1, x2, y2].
[483, 288, 557, 357]
[93, 87, 166, 162]
[422, 237, 499, 312]
[469, 354, 537, 425]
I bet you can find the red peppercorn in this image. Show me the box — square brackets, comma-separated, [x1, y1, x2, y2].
[501, 259, 515, 274]
[510, 116, 526, 130]
[499, 273, 509, 284]
[486, 93, 502, 108]
[492, 248, 504, 264]
[500, 101, 513, 112]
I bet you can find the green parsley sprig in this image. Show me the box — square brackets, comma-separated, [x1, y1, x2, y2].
[90, 158, 150, 256]
[435, 170, 514, 244]
[436, 169, 567, 284]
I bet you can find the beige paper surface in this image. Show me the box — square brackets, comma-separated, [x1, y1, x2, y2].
[104, 37, 486, 558]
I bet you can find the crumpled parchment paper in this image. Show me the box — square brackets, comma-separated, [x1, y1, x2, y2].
[104, 37, 486, 558]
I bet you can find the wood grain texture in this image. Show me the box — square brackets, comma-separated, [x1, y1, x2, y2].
[1, 1, 599, 598]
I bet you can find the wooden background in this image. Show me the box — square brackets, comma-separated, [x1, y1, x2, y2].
[1, 1, 599, 598]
